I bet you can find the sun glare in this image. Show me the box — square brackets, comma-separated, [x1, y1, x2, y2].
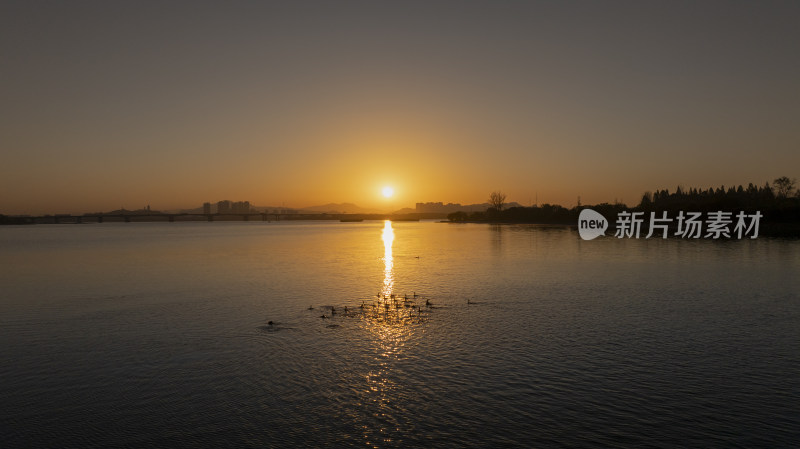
[382, 186, 394, 198]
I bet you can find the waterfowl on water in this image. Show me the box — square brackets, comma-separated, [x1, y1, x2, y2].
[320, 314, 328, 319]
[267, 321, 274, 325]
[308, 305, 314, 310]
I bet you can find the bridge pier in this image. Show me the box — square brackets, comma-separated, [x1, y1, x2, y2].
[77, 216, 82, 224]
[98, 216, 103, 223]
[124, 216, 131, 223]
[207, 214, 213, 222]
[169, 215, 174, 222]
[243, 214, 249, 221]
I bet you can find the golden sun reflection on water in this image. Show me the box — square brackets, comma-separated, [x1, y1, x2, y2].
[381, 220, 394, 298]
[354, 220, 427, 446]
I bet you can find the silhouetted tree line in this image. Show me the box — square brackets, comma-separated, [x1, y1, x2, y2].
[448, 177, 800, 225]
[636, 177, 799, 222]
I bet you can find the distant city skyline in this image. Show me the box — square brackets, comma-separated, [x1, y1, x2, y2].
[2, 2, 799, 215]
[25, 198, 523, 216]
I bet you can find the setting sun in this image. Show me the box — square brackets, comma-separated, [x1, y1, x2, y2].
[382, 186, 394, 198]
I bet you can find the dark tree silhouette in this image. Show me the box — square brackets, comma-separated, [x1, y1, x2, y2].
[640, 191, 653, 209]
[489, 191, 506, 212]
[774, 176, 796, 198]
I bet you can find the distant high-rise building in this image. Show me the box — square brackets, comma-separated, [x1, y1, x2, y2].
[232, 201, 251, 214]
[215, 200, 252, 214]
[203, 202, 211, 214]
[217, 200, 231, 214]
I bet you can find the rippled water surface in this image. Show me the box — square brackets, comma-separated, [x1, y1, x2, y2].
[1, 221, 799, 447]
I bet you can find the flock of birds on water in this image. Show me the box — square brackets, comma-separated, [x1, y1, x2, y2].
[262, 292, 480, 331]
[311, 292, 438, 327]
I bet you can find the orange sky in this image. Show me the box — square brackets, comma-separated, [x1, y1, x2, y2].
[2, 2, 798, 215]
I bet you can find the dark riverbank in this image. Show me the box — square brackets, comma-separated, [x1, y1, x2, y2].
[448, 181, 800, 238]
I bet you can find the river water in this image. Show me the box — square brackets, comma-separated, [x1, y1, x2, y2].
[1, 221, 798, 447]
